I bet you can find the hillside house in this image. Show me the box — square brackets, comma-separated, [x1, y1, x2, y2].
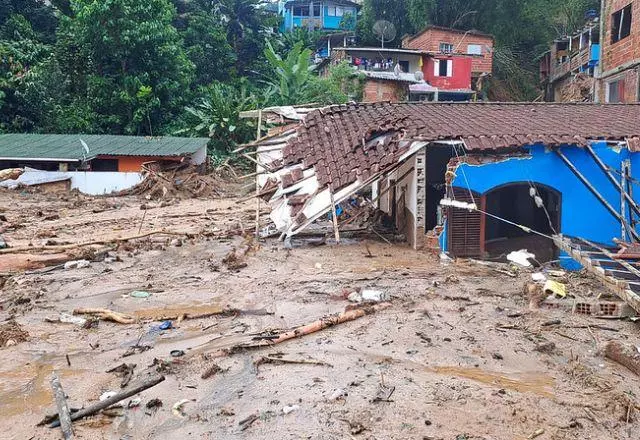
[402, 26, 494, 95]
[278, 0, 359, 32]
[539, 18, 600, 102]
[597, 0, 640, 102]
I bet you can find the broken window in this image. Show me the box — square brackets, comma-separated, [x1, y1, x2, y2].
[611, 4, 632, 44]
[439, 42, 454, 53]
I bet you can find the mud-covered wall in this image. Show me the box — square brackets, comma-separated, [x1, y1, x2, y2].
[446, 141, 636, 267]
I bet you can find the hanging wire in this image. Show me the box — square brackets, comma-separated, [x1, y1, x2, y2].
[516, 158, 558, 235]
[451, 143, 476, 205]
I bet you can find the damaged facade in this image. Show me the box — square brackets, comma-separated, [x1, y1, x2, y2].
[247, 102, 640, 271]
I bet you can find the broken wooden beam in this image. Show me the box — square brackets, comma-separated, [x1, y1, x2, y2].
[49, 374, 165, 428]
[50, 372, 73, 439]
[605, 340, 640, 376]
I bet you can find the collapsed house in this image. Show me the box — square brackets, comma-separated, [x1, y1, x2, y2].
[245, 102, 640, 267]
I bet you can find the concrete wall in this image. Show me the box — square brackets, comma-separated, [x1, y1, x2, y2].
[5, 170, 143, 195]
[446, 142, 636, 266]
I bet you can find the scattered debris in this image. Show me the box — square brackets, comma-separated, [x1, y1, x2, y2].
[64, 260, 91, 270]
[282, 404, 299, 415]
[330, 388, 348, 401]
[170, 350, 185, 357]
[253, 355, 333, 373]
[543, 279, 566, 298]
[201, 363, 223, 379]
[227, 303, 390, 351]
[73, 308, 136, 324]
[0, 320, 28, 347]
[129, 290, 151, 298]
[106, 363, 136, 388]
[507, 250, 536, 267]
[146, 398, 163, 411]
[172, 399, 192, 418]
[238, 413, 260, 431]
[49, 374, 165, 428]
[45, 313, 89, 327]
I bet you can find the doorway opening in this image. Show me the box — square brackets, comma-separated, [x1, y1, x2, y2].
[484, 183, 561, 263]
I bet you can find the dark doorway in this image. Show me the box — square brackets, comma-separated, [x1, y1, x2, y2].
[484, 183, 561, 262]
[425, 145, 457, 231]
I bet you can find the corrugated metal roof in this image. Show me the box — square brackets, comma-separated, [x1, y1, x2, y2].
[0, 134, 209, 161]
[281, 102, 640, 190]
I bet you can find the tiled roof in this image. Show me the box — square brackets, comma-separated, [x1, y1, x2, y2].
[0, 134, 209, 161]
[282, 102, 640, 190]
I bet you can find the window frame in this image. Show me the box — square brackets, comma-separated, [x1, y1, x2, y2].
[611, 4, 632, 44]
[467, 44, 482, 55]
[439, 42, 454, 54]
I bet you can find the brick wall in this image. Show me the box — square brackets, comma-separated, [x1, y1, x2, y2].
[601, 0, 640, 74]
[403, 27, 494, 74]
[362, 79, 408, 102]
[597, 66, 640, 102]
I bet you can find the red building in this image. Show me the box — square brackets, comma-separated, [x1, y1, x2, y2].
[403, 26, 494, 88]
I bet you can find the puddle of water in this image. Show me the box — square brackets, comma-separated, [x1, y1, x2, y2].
[425, 365, 555, 398]
[133, 302, 223, 321]
[0, 361, 85, 418]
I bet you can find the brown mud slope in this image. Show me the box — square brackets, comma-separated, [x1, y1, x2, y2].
[0, 189, 639, 440]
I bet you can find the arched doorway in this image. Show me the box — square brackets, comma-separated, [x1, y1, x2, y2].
[484, 183, 561, 263]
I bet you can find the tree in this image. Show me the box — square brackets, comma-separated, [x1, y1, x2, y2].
[57, 0, 194, 135]
[178, 81, 258, 156]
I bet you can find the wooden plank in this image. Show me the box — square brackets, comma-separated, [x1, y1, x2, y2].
[554, 236, 640, 313]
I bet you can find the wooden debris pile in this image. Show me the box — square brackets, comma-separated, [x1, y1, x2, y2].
[125, 162, 230, 200]
[559, 73, 594, 102]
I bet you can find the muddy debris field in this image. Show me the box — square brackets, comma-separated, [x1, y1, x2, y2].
[1, 187, 640, 440]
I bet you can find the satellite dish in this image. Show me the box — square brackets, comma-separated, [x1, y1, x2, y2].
[373, 20, 396, 49]
[414, 70, 424, 81]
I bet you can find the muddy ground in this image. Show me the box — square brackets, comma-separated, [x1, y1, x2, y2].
[1, 187, 640, 440]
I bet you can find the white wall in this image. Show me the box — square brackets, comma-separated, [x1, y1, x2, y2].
[2, 170, 143, 195]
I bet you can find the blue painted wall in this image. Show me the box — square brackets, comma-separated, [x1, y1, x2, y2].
[280, 2, 357, 32]
[445, 142, 635, 268]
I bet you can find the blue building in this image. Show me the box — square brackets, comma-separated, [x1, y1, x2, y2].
[278, 0, 359, 32]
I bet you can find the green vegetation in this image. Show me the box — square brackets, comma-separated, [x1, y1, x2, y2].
[0, 0, 600, 154]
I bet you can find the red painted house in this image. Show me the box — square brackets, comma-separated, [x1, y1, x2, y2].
[402, 26, 494, 100]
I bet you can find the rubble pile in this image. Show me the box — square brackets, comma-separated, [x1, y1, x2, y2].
[559, 73, 594, 102]
[125, 162, 231, 200]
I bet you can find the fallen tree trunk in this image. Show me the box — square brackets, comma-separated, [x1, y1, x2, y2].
[0, 253, 74, 272]
[604, 340, 640, 376]
[238, 303, 390, 350]
[73, 308, 136, 325]
[50, 373, 73, 439]
[0, 230, 186, 255]
[49, 374, 164, 428]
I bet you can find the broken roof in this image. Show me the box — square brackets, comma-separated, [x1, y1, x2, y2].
[0, 134, 209, 162]
[282, 102, 640, 190]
